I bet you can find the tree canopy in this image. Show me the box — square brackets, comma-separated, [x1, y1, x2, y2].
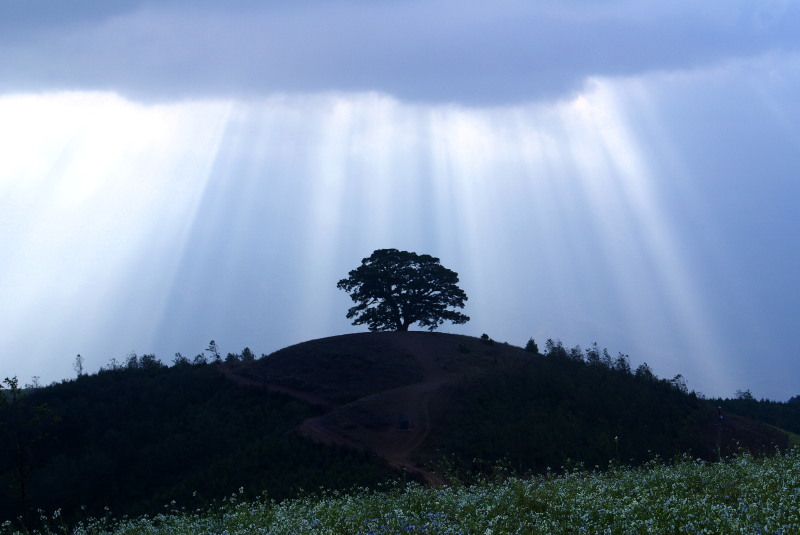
[337, 249, 469, 332]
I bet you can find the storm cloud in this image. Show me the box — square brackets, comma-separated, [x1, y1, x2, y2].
[2, 0, 799, 104]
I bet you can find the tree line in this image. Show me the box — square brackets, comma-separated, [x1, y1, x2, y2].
[425, 336, 791, 480]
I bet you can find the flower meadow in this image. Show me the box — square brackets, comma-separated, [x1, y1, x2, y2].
[6, 449, 800, 535]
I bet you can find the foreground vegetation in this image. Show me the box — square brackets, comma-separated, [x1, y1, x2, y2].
[6, 448, 799, 535]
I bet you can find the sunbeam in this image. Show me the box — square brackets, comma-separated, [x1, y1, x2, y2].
[0, 92, 232, 377]
[2, 54, 798, 399]
[565, 80, 726, 389]
[152, 89, 729, 394]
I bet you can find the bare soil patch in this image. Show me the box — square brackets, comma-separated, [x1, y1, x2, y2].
[218, 332, 510, 484]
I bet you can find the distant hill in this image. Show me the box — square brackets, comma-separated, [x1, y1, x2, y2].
[0, 332, 789, 526]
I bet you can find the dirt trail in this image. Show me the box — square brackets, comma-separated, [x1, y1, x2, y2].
[300, 333, 451, 484]
[220, 333, 451, 485]
[218, 364, 334, 407]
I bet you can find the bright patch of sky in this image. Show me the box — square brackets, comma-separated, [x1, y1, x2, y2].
[1, 1, 799, 399]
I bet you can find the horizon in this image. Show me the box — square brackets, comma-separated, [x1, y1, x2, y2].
[4, 327, 795, 402]
[2, 1, 799, 400]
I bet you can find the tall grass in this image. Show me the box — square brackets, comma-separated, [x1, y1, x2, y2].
[6, 448, 799, 535]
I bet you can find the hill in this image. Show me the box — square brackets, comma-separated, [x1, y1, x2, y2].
[0, 332, 788, 528]
[223, 332, 787, 481]
[0, 359, 395, 527]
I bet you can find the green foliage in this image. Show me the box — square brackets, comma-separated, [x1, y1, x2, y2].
[5, 449, 800, 534]
[0, 364, 395, 527]
[427, 346, 745, 476]
[337, 249, 469, 332]
[0, 377, 60, 530]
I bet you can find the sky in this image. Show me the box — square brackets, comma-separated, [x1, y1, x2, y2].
[1, 0, 799, 400]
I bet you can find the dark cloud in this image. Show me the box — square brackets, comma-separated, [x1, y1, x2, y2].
[2, 0, 800, 104]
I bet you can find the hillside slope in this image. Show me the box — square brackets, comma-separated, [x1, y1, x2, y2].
[0, 361, 394, 526]
[223, 332, 788, 481]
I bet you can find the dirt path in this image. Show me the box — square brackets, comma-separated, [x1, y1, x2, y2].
[218, 333, 453, 485]
[296, 333, 451, 484]
[218, 364, 334, 407]
[299, 380, 447, 484]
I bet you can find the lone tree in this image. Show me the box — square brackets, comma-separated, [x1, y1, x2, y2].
[337, 248, 470, 332]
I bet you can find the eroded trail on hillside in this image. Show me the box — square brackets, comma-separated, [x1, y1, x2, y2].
[221, 333, 451, 485]
[219, 331, 794, 492]
[219, 364, 334, 407]
[297, 335, 449, 484]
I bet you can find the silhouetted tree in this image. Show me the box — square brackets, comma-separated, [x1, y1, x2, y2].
[73, 354, 84, 377]
[337, 249, 469, 331]
[172, 352, 190, 367]
[207, 340, 221, 363]
[635, 363, 656, 381]
[586, 343, 601, 366]
[525, 338, 539, 354]
[614, 353, 631, 374]
[671, 374, 688, 393]
[139, 354, 165, 369]
[24, 377, 40, 390]
[126, 353, 139, 369]
[544, 339, 569, 359]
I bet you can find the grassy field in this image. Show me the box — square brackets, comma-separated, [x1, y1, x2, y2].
[6, 448, 799, 535]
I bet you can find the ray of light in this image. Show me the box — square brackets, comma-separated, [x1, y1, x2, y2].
[0, 92, 232, 379]
[564, 80, 727, 389]
[2, 75, 775, 397]
[234, 87, 728, 392]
